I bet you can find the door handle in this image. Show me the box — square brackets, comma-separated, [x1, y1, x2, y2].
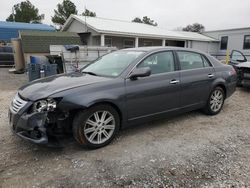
[170, 79, 180, 84]
[208, 74, 214, 78]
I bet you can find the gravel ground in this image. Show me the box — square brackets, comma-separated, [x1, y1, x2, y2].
[0, 68, 250, 188]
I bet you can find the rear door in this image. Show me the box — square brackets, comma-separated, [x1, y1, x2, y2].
[176, 51, 215, 107]
[125, 51, 181, 121]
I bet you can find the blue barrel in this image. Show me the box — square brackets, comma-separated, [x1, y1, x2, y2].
[28, 63, 41, 81]
[30, 56, 40, 64]
[43, 64, 58, 77]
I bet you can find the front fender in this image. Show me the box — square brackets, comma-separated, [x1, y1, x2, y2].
[51, 79, 127, 124]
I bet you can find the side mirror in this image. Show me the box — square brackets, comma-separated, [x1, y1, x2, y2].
[129, 67, 151, 80]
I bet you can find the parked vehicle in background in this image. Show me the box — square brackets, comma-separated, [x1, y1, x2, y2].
[9, 47, 237, 149]
[0, 46, 14, 66]
[229, 50, 250, 87]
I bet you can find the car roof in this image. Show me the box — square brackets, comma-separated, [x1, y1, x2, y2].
[121, 46, 207, 54]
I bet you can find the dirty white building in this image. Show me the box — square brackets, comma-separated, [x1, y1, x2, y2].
[62, 15, 250, 61]
[62, 15, 218, 54]
[203, 27, 250, 60]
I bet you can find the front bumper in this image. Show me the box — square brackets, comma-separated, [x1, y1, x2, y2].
[241, 79, 250, 87]
[9, 107, 49, 145]
[235, 67, 250, 87]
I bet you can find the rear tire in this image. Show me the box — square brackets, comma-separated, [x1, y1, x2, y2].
[73, 104, 120, 149]
[203, 86, 225, 115]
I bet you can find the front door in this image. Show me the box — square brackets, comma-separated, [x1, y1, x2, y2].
[125, 51, 181, 121]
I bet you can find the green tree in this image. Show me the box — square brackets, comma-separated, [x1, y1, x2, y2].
[52, 0, 78, 26]
[82, 9, 96, 17]
[132, 16, 157, 26]
[6, 0, 44, 23]
[182, 23, 205, 33]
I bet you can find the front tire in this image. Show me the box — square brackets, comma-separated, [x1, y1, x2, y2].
[73, 104, 120, 149]
[203, 86, 225, 115]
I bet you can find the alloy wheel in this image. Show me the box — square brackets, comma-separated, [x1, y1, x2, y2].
[84, 111, 115, 144]
[210, 89, 224, 112]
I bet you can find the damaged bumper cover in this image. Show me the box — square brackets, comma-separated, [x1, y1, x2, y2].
[235, 63, 250, 87]
[241, 79, 250, 87]
[9, 109, 49, 145]
[9, 94, 72, 146]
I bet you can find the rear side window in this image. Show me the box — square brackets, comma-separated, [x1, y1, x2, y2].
[138, 51, 175, 74]
[177, 51, 211, 70]
[202, 56, 212, 67]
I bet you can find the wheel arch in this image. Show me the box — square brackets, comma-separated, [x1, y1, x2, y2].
[211, 78, 227, 97]
[214, 83, 227, 97]
[88, 101, 123, 122]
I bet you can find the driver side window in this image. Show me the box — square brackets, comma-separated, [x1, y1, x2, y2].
[138, 51, 175, 74]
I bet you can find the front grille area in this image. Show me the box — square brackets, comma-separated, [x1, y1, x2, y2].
[237, 67, 250, 80]
[242, 68, 250, 79]
[10, 93, 28, 114]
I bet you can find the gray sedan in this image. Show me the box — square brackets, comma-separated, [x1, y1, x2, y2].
[9, 47, 237, 148]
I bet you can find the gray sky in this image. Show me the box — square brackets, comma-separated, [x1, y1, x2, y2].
[1, 0, 250, 31]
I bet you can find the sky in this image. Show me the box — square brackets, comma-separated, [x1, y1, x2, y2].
[1, 0, 250, 31]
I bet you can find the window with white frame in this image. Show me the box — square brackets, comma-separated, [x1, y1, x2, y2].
[243, 35, 250, 49]
[220, 36, 228, 50]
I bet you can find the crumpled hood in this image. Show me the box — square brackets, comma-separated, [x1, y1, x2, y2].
[19, 72, 111, 101]
[236, 61, 250, 68]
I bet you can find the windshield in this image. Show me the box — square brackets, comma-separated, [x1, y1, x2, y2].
[82, 51, 144, 77]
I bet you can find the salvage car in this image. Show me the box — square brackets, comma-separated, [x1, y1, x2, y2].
[9, 47, 237, 148]
[229, 50, 250, 87]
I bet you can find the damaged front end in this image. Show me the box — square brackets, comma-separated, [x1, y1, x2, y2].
[235, 65, 250, 87]
[9, 93, 71, 146]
